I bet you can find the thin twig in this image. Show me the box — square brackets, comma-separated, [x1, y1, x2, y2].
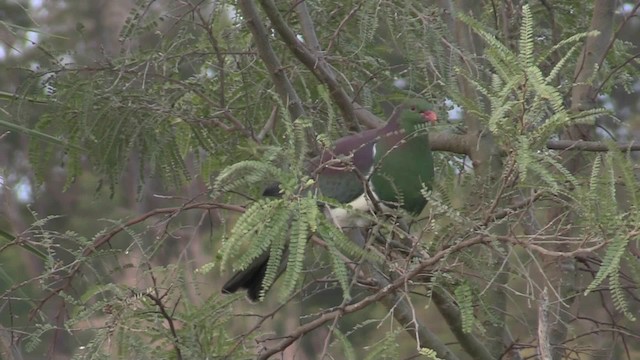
[326, 3, 363, 53]
[594, 52, 640, 97]
[493, 235, 609, 258]
[146, 267, 183, 360]
[546, 139, 640, 152]
[256, 106, 278, 142]
[31, 201, 245, 318]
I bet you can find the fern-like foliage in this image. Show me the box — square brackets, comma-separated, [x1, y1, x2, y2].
[459, 5, 608, 190]
[362, 328, 402, 360]
[19, 3, 273, 195]
[331, 328, 357, 360]
[446, 1, 640, 331]
[419, 347, 444, 360]
[454, 280, 475, 334]
[358, 1, 380, 45]
[581, 146, 639, 321]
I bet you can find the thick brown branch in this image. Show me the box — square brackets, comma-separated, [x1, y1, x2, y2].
[291, 0, 322, 53]
[396, 131, 640, 156]
[260, 0, 387, 130]
[430, 132, 472, 154]
[236, 0, 305, 120]
[259, 0, 357, 125]
[431, 289, 494, 360]
[353, 102, 385, 128]
[571, 0, 615, 110]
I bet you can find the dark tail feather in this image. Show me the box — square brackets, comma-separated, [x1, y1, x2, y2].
[221, 252, 269, 302]
[221, 183, 286, 302]
[262, 183, 282, 197]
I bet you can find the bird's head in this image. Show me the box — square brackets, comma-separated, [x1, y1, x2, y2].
[397, 99, 438, 134]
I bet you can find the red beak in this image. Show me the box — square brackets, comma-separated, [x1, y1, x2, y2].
[422, 111, 438, 124]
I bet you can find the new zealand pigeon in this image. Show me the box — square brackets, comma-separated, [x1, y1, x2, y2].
[222, 99, 437, 301]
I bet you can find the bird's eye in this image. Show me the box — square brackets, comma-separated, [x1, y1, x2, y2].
[410, 106, 416, 111]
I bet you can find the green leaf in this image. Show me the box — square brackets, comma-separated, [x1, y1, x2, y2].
[0, 116, 84, 151]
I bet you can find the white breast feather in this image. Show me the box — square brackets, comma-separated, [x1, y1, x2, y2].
[327, 189, 391, 228]
[327, 142, 389, 229]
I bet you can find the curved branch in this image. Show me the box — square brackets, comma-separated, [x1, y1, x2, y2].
[259, 0, 356, 124]
[257, 0, 391, 130]
[257, 235, 489, 360]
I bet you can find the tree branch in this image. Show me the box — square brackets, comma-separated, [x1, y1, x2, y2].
[236, 0, 305, 120]
[259, 0, 357, 125]
[430, 131, 472, 154]
[258, 0, 390, 130]
[256, 105, 278, 143]
[546, 139, 640, 152]
[594, 51, 640, 97]
[571, 0, 616, 111]
[450, 1, 509, 356]
[378, 129, 640, 156]
[549, 1, 616, 359]
[430, 289, 494, 360]
[291, 0, 322, 53]
[257, 235, 489, 360]
[144, 271, 183, 360]
[372, 269, 461, 360]
[346, 224, 460, 360]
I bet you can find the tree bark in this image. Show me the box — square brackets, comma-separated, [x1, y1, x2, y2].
[550, 1, 616, 359]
